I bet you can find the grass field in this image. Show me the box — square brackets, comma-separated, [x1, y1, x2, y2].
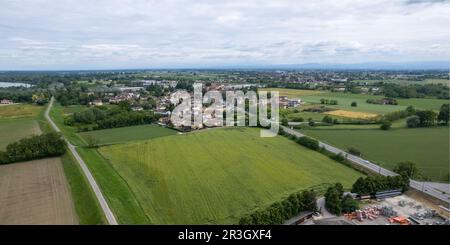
[80, 124, 176, 145]
[300, 92, 445, 114]
[300, 127, 450, 182]
[0, 104, 42, 119]
[60, 152, 107, 224]
[0, 119, 41, 150]
[99, 127, 363, 224]
[0, 104, 45, 149]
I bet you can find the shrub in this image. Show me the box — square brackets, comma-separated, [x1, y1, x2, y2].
[380, 120, 392, 130]
[296, 136, 320, 151]
[406, 115, 420, 128]
[347, 147, 361, 156]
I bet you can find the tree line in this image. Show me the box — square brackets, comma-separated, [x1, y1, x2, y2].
[351, 175, 409, 195]
[0, 132, 66, 165]
[238, 189, 317, 225]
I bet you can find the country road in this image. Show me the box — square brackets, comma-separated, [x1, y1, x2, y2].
[281, 126, 450, 203]
[45, 98, 118, 225]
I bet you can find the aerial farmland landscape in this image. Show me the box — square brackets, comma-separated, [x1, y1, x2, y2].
[0, 0, 449, 242]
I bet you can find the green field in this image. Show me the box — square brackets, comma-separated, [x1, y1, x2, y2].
[80, 124, 176, 145]
[0, 104, 45, 149]
[300, 127, 450, 182]
[0, 119, 41, 150]
[301, 92, 445, 114]
[98, 127, 363, 224]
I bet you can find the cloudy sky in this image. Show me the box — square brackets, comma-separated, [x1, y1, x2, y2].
[0, 0, 449, 70]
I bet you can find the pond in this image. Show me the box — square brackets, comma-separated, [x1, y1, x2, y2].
[0, 82, 32, 88]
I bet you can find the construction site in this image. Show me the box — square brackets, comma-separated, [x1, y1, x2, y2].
[343, 195, 449, 225]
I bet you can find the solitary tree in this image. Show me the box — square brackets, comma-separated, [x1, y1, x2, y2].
[351, 101, 357, 107]
[438, 104, 449, 125]
[394, 161, 419, 179]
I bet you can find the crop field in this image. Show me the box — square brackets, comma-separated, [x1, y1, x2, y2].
[324, 110, 379, 120]
[99, 127, 363, 224]
[0, 104, 42, 119]
[300, 127, 450, 182]
[80, 124, 176, 145]
[259, 88, 324, 98]
[0, 158, 78, 224]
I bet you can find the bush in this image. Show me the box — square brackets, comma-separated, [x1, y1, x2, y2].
[296, 136, 320, 151]
[331, 152, 346, 162]
[351, 101, 357, 107]
[347, 147, 361, 156]
[0, 132, 66, 165]
[380, 120, 392, 130]
[406, 115, 420, 128]
[322, 115, 333, 124]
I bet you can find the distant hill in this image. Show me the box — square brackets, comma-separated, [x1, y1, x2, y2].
[213, 61, 449, 71]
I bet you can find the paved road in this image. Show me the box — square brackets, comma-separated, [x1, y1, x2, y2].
[45, 98, 118, 225]
[281, 126, 450, 203]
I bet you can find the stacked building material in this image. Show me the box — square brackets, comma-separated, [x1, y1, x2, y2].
[380, 206, 397, 217]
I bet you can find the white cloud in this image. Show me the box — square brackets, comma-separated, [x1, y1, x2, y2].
[0, 0, 449, 69]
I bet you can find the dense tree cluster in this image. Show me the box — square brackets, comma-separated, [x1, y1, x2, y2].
[406, 110, 437, 128]
[382, 83, 449, 99]
[55, 85, 93, 106]
[0, 88, 50, 105]
[65, 105, 158, 131]
[0, 133, 66, 164]
[239, 190, 317, 225]
[324, 183, 359, 215]
[351, 175, 409, 195]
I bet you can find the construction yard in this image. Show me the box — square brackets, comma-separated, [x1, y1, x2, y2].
[0, 158, 78, 225]
[345, 195, 448, 225]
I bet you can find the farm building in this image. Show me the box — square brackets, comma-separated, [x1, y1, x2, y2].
[0, 99, 13, 105]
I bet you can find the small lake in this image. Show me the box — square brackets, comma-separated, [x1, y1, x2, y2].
[0, 82, 32, 88]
